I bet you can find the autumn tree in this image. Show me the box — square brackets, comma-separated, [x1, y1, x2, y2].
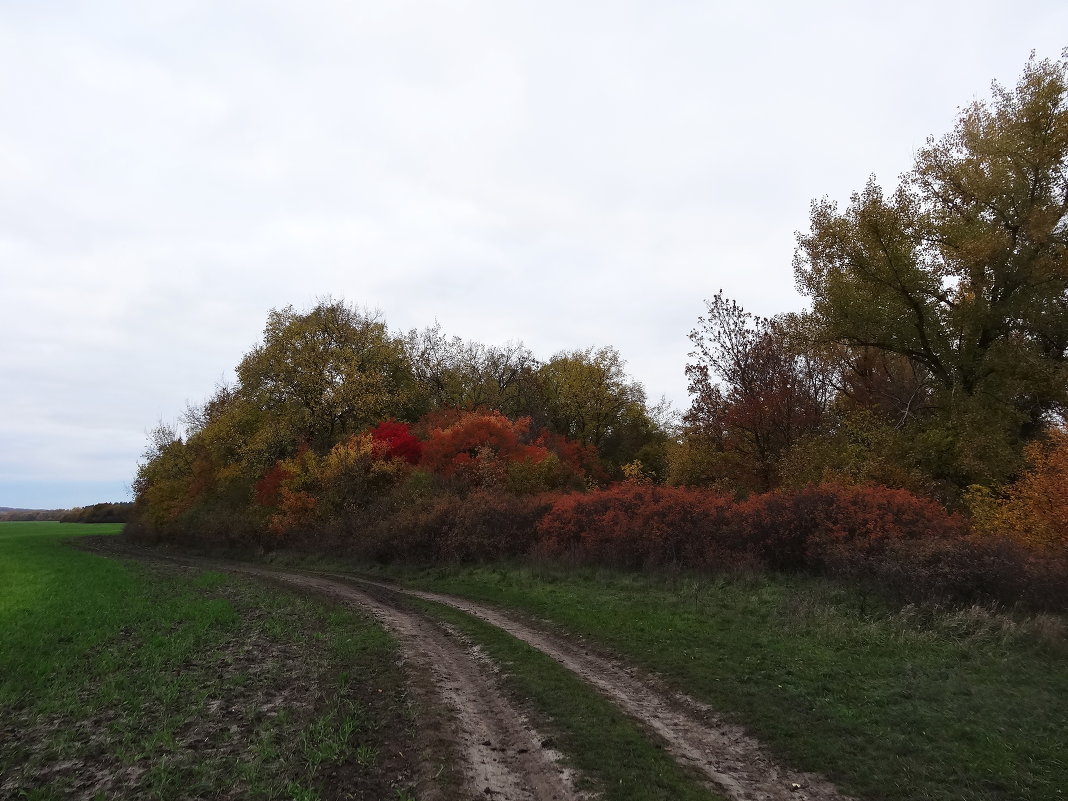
[774, 344, 939, 495]
[682, 294, 830, 492]
[237, 300, 418, 450]
[532, 346, 666, 474]
[404, 323, 540, 418]
[131, 421, 193, 530]
[795, 52, 1068, 486]
[969, 427, 1068, 552]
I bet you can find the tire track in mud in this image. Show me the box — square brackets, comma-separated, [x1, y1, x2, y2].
[76, 540, 580, 801]
[245, 571, 580, 801]
[326, 575, 857, 801]
[82, 539, 856, 801]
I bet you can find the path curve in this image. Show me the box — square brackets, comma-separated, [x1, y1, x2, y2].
[76, 540, 580, 801]
[328, 574, 856, 801]
[248, 570, 580, 801]
[80, 538, 857, 801]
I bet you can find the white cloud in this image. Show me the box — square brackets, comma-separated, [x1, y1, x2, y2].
[2, 0, 1066, 504]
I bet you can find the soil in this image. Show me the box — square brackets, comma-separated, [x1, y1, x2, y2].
[74, 538, 581, 801]
[329, 576, 857, 801]
[76, 538, 857, 801]
[2, 557, 415, 801]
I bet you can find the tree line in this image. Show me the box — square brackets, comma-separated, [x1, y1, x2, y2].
[679, 54, 1068, 505]
[128, 53, 1068, 606]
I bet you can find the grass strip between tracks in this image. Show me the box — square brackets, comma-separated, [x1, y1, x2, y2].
[368, 562, 1068, 801]
[401, 593, 725, 801]
[1, 523, 415, 801]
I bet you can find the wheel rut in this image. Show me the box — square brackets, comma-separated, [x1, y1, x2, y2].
[247, 571, 580, 801]
[80, 538, 856, 801]
[327, 575, 857, 801]
[75, 540, 579, 801]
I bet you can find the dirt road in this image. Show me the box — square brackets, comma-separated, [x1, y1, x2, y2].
[77, 538, 579, 801]
[327, 575, 855, 801]
[252, 571, 579, 801]
[82, 539, 855, 801]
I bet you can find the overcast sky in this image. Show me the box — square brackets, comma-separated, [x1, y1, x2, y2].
[2, 1, 1065, 509]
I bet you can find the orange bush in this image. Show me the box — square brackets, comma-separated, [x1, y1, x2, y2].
[268, 487, 318, 536]
[985, 429, 1068, 552]
[419, 409, 591, 491]
[421, 410, 545, 478]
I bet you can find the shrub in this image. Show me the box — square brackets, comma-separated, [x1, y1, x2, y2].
[971, 429, 1068, 553]
[318, 433, 411, 514]
[352, 489, 556, 563]
[537, 483, 736, 569]
[856, 536, 1068, 611]
[441, 490, 555, 561]
[419, 409, 592, 491]
[734, 483, 967, 571]
[370, 420, 423, 465]
[421, 410, 541, 481]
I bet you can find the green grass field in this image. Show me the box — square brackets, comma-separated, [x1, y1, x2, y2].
[8, 520, 1065, 801]
[0, 522, 414, 800]
[371, 563, 1068, 801]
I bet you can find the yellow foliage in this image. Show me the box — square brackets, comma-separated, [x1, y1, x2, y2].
[621, 459, 653, 485]
[268, 488, 318, 536]
[971, 430, 1068, 552]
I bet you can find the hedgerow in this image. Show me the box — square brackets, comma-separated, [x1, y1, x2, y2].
[128, 405, 1067, 611]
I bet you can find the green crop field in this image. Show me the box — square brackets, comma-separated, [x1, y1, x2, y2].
[7, 520, 1066, 801]
[0, 522, 415, 800]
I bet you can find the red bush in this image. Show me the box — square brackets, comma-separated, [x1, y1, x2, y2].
[735, 483, 967, 571]
[537, 483, 736, 568]
[417, 409, 600, 492]
[254, 462, 292, 507]
[535, 482, 966, 574]
[420, 410, 546, 480]
[370, 420, 423, 465]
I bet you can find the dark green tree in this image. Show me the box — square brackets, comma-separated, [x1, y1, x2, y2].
[795, 52, 1068, 486]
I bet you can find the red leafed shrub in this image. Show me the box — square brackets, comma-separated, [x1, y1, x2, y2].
[535, 482, 966, 573]
[415, 408, 597, 491]
[537, 483, 736, 569]
[255, 462, 292, 507]
[370, 420, 423, 465]
[734, 483, 967, 571]
[421, 410, 545, 478]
